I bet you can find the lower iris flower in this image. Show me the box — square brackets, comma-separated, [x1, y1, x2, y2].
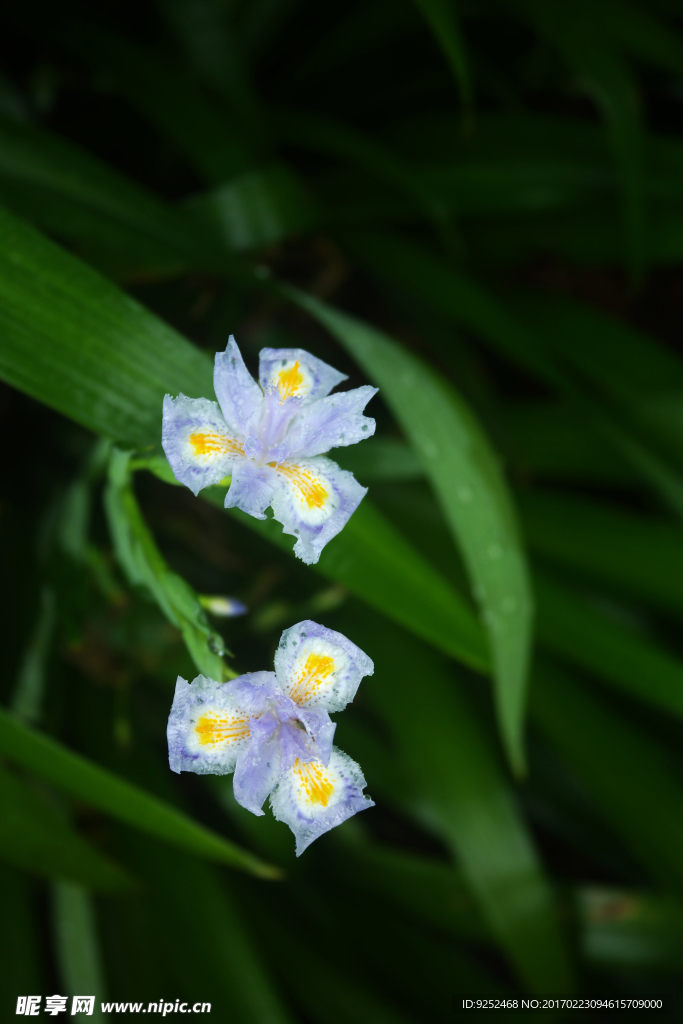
[167, 620, 374, 854]
[162, 337, 378, 564]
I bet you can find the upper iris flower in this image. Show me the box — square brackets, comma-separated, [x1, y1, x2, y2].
[167, 620, 374, 855]
[162, 338, 378, 564]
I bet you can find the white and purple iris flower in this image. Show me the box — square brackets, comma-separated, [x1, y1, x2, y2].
[162, 338, 378, 564]
[168, 620, 374, 855]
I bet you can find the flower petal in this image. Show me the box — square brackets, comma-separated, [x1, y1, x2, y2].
[270, 455, 367, 564]
[214, 336, 264, 435]
[233, 708, 335, 815]
[259, 347, 347, 404]
[233, 711, 284, 816]
[167, 673, 274, 775]
[223, 458, 278, 521]
[162, 394, 244, 496]
[297, 707, 337, 765]
[285, 385, 378, 458]
[274, 620, 374, 713]
[269, 748, 374, 856]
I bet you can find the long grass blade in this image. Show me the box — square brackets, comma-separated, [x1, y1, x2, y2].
[283, 286, 533, 773]
[0, 708, 279, 879]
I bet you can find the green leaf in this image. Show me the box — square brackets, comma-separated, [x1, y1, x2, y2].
[535, 568, 683, 720]
[0, 207, 487, 676]
[531, 658, 683, 898]
[52, 883, 107, 1016]
[217, 496, 489, 673]
[411, 0, 472, 107]
[0, 707, 279, 880]
[283, 286, 532, 774]
[106, 448, 235, 681]
[338, 609, 574, 994]
[0, 205, 214, 447]
[0, 763, 130, 890]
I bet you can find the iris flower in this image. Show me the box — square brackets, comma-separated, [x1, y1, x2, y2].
[162, 338, 377, 563]
[167, 620, 374, 854]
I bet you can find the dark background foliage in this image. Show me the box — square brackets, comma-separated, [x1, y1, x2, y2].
[3, 0, 683, 1020]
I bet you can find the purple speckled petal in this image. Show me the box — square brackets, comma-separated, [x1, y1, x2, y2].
[167, 672, 275, 776]
[232, 711, 284, 815]
[162, 395, 244, 496]
[285, 386, 378, 458]
[214, 336, 264, 435]
[246, 389, 300, 466]
[259, 347, 347, 404]
[223, 458, 279, 520]
[269, 455, 367, 565]
[274, 620, 374, 714]
[269, 747, 374, 856]
[233, 711, 326, 815]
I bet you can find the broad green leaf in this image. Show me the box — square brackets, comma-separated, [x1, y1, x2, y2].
[284, 287, 532, 774]
[337, 609, 574, 994]
[0, 708, 279, 880]
[411, 0, 471, 107]
[519, 489, 683, 615]
[53, 883, 107, 1017]
[0, 763, 130, 890]
[0, 207, 487, 675]
[141, 461, 488, 672]
[532, 658, 683, 897]
[106, 448, 235, 681]
[535, 568, 683, 720]
[0, 205, 215, 447]
[215, 496, 489, 673]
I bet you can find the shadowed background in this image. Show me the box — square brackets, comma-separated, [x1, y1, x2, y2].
[2, 0, 683, 1019]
